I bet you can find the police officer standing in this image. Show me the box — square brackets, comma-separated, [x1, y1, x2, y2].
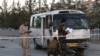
[58, 19, 68, 40]
[58, 19, 69, 56]
[19, 20, 31, 56]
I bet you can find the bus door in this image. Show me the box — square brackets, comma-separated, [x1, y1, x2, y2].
[42, 15, 53, 47]
[44, 15, 53, 37]
[30, 16, 43, 46]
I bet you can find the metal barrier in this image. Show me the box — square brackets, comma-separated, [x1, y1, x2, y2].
[90, 28, 100, 41]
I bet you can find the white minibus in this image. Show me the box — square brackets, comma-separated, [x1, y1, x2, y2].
[30, 10, 90, 54]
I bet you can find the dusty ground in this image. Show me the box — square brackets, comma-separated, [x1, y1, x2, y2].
[0, 30, 100, 56]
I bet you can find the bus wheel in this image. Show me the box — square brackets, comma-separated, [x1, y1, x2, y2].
[33, 38, 42, 49]
[34, 43, 42, 49]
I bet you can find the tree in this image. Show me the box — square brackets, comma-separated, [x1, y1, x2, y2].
[87, 0, 100, 28]
[0, 0, 31, 29]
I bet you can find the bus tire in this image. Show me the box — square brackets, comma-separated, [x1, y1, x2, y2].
[33, 38, 42, 49]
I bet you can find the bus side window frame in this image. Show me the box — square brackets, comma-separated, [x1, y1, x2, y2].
[33, 16, 42, 28]
[44, 15, 52, 29]
[31, 17, 35, 28]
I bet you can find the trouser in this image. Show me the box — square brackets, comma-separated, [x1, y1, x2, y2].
[58, 37, 67, 56]
[58, 37, 66, 50]
[22, 48, 30, 56]
[21, 38, 31, 56]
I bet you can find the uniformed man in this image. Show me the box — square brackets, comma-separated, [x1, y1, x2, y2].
[58, 19, 68, 40]
[19, 20, 31, 56]
[58, 19, 69, 52]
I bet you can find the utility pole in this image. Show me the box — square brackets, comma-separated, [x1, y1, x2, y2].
[3, 0, 7, 27]
[17, 0, 21, 11]
[52, 0, 55, 4]
[75, 0, 78, 9]
[29, 0, 32, 17]
[39, 0, 41, 13]
[12, 0, 16, 11]
[60, 0, 65, 4]
[67, 0, 71, 9]
[43, 0, 49, 11]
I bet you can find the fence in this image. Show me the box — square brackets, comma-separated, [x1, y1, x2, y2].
[90, 28, 100, 41]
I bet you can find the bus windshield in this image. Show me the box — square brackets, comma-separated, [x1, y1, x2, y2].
[53, 14, 88, 30]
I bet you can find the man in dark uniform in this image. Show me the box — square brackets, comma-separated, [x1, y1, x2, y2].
[58, 19, 69, 56]
[58, 19, 68, 41]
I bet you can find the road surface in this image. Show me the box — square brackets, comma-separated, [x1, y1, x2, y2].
[0, 30, 100, 56]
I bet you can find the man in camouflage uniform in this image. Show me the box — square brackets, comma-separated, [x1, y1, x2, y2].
[58, 19, 69, 56]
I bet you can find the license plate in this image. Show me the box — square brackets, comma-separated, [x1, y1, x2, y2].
[68, 43, 77, 47]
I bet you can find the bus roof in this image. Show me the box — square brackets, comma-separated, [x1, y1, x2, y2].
[31, 10, 84, 17]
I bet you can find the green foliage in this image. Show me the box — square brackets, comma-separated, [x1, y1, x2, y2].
[87, 10, 100, 28]
[0, 9, 30, 29]
[87, 1, 100, 28]
[0, 0, 100, 29]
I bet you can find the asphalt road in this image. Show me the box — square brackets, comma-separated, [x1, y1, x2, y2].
[0, 30, 100, 56]
[0, 39, 100, 56]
